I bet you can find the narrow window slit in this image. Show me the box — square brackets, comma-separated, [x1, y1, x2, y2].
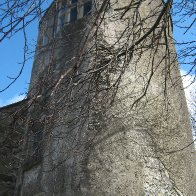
[83, 1, 92, 16]
[70, 7, 78, 22]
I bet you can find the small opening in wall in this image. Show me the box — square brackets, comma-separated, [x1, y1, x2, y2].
[61, 3, 67, 11]
[71, 0, 78, 4]
[70, 7, 78, 22]
[83, 1, 92, 16]
[60, 14, 65, 27]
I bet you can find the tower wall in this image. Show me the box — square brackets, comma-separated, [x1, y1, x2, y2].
[18, 0, 196, 195]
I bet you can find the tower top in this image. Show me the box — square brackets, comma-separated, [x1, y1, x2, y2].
[29, 0, 94, 94]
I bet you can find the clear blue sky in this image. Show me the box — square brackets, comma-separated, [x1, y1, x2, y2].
[0, 1, 52, 107]
[0, 20, 36, 105]
[0, 1, 195, 107]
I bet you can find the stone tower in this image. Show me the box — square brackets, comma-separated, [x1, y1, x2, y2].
[14, 0, 196, 195]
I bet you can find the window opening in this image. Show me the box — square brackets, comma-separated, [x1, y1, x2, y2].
[70, 7, 78, 22]
[61, 4, 67, 11]
[71, 0, 78, 4]
[60, 14, 65, 27]
[83, 1, 92, 16]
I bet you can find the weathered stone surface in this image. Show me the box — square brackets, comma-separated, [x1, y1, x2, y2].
[0, 100, 28, 196]
[4, 0, 196, 195]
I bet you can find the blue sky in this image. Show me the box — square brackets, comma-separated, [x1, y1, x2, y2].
[0, 1, 195, 107]
[0, 0, 52, 107]
[0, 21, 36, 106]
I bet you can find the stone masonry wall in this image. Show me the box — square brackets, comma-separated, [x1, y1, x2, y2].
[17, 0, 196, 195]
